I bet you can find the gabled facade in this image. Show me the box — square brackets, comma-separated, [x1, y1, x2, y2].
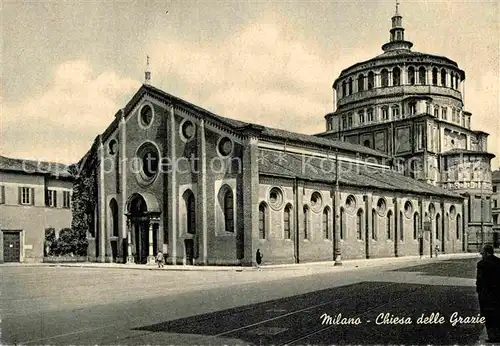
[80, 84, 468, 266]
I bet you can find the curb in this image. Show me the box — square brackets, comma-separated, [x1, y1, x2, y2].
[1, 253, 480, 272]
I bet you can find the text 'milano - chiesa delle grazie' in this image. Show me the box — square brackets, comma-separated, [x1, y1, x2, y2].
[78, 4, 496, 266]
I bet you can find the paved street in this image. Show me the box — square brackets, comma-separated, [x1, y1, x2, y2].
[0, 255, 489, 345]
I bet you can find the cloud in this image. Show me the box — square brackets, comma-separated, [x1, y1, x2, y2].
[1, 60, 140, 164]
[148, 18, 341, 134]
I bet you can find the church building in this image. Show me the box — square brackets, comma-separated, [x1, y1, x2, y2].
[77, 5, 491, 265]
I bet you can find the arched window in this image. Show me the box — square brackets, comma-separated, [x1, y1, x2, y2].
[303, 206, 309, 240]
[284, 204, 292, 240]
[432, 68, 438, 85]
[186, 192, 196, 234]
[442, 107, 448, 120]
[393, 67, 401, 86]
[413, 213, 419, 240]
[368, 72, 375, 90]
[436, 214, 441, 240]
[109, 199, 119, 237]
[367, 108, 374, 122]
[434, 105, 440, 118]
[456, 214, 461, 239]
[387, 210, 393, 240]
[408, 66, 415, 85]
[323, 207, 330, 239]
[381, 69, 389, 87]
[358, 74, 365, 92]
[223, 188, 234, 233]
[382, 106, 389, 120]
[259, 203, 266, 239]
[419, 67, 426, 85]
[409, 102, 417, 116]
[392, 105, 400, 118]
[348, 78, 353, 95]
[357, 209, 363, 240]
[446, 213, 450, 241]
[441, 68, 447, 87]
[358, 111, 365, 124]
[372, 209, 377, 240]
[342, 80, 347, 97]
[399, 211, 404, 241]
[455, 74, 460, 89]
[340, 207, 345, 240]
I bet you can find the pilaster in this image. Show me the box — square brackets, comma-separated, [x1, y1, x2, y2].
[120, 112, 127, 263]
[169, 104, 178, 264]
[98, 139, 106, 263]
[242, 137, 259, 266]
[198, 119, 208, 264]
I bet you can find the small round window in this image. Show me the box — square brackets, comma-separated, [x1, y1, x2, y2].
[218, 137, 233, 157]
[135, 143, 160, 185]
[268, 187, 284, 210]
[109, 139, 118, 155]
[310, 192, 323, 212]
[181, 120, 195, 141]
[140, 105, 153, 127]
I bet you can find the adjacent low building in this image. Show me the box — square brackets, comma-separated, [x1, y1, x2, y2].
[0, 155, 73, 263]
[492, 170, 500, 247]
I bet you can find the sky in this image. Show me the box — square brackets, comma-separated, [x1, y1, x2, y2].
[1, 0, 499, 169]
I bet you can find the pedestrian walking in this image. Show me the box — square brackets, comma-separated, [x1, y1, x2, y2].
[156, 251, 164, 268]
[476, 245, 500, 343]
[434, 245, 439, 257]
[256, 249, 263, 270]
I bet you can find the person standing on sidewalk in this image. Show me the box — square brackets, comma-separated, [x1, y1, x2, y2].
[256, 249, 263, 269]
[156, 251, 164, 268]
[476, 245, 500, 343]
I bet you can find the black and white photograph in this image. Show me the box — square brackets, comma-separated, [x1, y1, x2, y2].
[1, 0, 499, 344]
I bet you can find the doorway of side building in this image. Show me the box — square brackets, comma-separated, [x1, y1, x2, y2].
[2, 230, 21, 262]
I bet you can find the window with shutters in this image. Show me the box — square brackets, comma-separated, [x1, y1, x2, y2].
[19, 187, 34, 205]
[63, 191, 71, 209]
[0, 185, 5, 204]
[46, 189, 57, 207]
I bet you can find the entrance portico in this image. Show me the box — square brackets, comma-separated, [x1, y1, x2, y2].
[125, 192, 161, 265]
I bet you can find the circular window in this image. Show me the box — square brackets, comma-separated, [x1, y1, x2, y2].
[346, 195, 357, 214]
[404, 201, 413, 219]
[135, 142, 160, 185]
[449, 205, 456, 219]
[268, 187, 284, 210]
[377, 198, 387, 216]
[428, 203, 436, 219]
[109, 139, 118, 155]
[310, 192, 323, 212]
[218, 137, 233, 157]
[181, 120, 195, 141]
[140, 105, 153, 127]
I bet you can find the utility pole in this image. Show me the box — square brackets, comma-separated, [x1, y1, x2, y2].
[334, 150, 342, 266]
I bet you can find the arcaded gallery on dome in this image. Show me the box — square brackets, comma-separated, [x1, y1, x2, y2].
[78, 5, 495, 266]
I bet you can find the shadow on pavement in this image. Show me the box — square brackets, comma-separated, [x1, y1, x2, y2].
[391, 258, 479, 279]
[134, 280, 484, 345]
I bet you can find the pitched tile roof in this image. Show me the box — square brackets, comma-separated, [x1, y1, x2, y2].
[441, 149, 496, 158]
[100, 84, 387, 158]
[0, 155, 72, 179]
[259, 151, 462, 199]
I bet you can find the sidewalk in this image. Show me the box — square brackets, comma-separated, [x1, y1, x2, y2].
[2, 252, 480, 272]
